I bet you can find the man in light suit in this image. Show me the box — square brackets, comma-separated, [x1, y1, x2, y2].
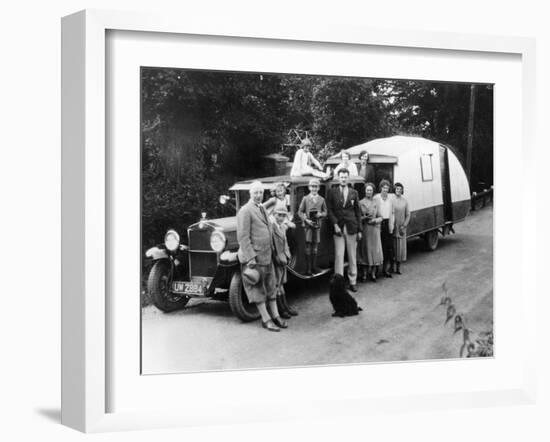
[237, 181, 287, 331]
[326, 168, 362, 292]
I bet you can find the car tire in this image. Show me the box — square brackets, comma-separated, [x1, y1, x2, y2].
[148, 260, 190, 312]
[424, 229, 439, 251]
[228, 272, 260, 322]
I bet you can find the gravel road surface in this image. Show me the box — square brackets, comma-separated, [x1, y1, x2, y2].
[141, 206, 493, 374]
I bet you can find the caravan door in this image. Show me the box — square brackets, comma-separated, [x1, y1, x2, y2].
[439, 145, 453, 223]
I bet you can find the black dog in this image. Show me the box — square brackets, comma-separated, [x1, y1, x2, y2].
[329, 273, 362, 317]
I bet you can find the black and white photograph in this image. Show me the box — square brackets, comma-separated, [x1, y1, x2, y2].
[140, 67, 494, 374]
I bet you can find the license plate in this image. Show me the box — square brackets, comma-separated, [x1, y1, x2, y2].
[172, 281, 204, 295]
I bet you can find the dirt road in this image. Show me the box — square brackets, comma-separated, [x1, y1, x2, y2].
[141, 206, 493, 373]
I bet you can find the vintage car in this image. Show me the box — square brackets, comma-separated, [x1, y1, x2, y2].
[145, 174, 366, 321]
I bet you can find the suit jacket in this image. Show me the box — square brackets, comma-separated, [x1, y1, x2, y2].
[298, 194, 327, 226]
[237, 199, 274, 265]
[326, 185, 362, 235]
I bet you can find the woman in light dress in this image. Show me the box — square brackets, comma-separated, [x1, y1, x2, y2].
[333, 150, 359, 176]
[392, 182, 411, 274]
[358, 182, 384, 281]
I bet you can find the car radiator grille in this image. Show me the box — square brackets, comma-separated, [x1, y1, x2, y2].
[188, 229, 217, 277]
[188, 229, 212, 250]
[189, 252, 218, 277]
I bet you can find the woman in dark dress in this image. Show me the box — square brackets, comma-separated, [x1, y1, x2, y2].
[358, 150, 375, 184]
[373, 179, 395, 278]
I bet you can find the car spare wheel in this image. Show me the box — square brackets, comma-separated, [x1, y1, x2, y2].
[148, 260, 190, 312]
[228, 272, 260, 322]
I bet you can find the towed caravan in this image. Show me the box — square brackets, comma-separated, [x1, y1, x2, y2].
[325, 136, 471, 250]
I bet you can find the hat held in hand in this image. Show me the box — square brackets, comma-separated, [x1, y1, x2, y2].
[242, 267, 260, 285]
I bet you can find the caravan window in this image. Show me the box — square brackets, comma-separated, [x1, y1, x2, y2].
[371, 164, 394, 190]
[420, 154, 434, 182]
[353, 182, 365, 199]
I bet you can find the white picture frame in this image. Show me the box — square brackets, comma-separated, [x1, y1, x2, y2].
[61, 9, 537, 433]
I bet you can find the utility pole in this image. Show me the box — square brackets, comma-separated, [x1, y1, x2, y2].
[466, 84, 476, 184]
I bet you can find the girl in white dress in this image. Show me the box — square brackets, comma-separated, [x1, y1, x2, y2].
[289, 138, 330, 179]
[333, 150, 359, 176]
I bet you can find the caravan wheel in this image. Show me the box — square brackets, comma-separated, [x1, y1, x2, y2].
[424, 229, 439, 251]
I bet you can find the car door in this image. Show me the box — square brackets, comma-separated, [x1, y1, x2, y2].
[315, 183, 334, 268]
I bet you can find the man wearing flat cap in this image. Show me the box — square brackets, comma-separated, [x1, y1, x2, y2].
[237, 181, 287, 331]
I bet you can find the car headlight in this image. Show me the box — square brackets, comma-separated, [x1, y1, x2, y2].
[164, 230, 180, 252]
[210, 230, 226, 253]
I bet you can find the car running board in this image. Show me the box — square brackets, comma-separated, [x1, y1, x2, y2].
[287, 266, 334, 280]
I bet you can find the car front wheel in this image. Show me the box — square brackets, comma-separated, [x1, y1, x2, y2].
[148, 260, 190, 312]
[228, 272, 260, 322]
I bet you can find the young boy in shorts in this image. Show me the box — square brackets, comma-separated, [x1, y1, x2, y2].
[271, 207, 297, 318]
[298, 178, 328, 275]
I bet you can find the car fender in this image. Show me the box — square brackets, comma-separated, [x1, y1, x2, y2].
[145, 246, 169, 260]
[219, 250, 239, 265]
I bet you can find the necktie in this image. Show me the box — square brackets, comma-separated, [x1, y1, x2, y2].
[340, 186, 347, 204]
[259, 204, 269, 224]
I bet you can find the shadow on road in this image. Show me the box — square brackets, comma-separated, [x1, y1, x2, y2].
[34, 408, 60, 423]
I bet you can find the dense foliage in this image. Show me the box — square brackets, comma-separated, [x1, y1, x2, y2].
[141, 68, 493, 249]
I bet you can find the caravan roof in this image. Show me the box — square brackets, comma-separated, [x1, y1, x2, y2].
[228, 174, 364, 191]
[325, 135, 460, 165]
